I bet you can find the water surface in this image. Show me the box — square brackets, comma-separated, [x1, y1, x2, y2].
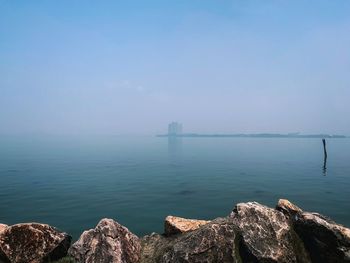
[0, 135, 349, 239]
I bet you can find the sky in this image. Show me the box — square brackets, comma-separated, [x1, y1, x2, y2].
[0, 0, 350, 135]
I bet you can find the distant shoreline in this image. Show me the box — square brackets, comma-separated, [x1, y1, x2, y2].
[156, 133, 347, 138]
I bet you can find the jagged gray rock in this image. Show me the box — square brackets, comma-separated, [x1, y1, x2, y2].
[294, 212, 350, 263]
[230, 201, 311, 263]
[69, 218, 141, 263]
[141, 217, 240, 263]
[0, 223, 71, 263]
[277, 199, 350, 263]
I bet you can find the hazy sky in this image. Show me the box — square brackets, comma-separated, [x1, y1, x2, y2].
[1, 1, 349, 135]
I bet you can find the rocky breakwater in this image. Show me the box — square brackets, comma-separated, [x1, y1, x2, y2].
[1, 199, 350, 263]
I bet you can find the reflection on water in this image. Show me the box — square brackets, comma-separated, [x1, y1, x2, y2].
[323, 155, 327, 176]
[322, 139, 328, 176]
[168, 136, 182, 160]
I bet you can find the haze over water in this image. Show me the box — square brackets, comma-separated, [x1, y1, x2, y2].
[0, 1, 350, 241]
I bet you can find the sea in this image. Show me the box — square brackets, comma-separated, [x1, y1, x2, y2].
[0, 135, 349, 239]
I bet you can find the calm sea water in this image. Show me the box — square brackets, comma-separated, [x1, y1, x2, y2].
[0, 135, 349, 239]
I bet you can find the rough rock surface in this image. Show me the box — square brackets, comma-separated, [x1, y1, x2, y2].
[69, 218, 141, 263]
[0, 223, 71, 263]
[164, 216, 210, 236]
[0, 225, 7, 234]
[276, 199, 350, 263]
[230, 202, 310, 263]
[142, 217, 240, 263]
[294, 211, 350, 263]
[276, 199, 303, 218]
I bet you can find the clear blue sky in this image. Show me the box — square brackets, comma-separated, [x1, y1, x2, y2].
[1, 1, 349, 135]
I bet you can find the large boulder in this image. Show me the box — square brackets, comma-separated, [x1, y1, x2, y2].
[164, 216, 210, 236]
[0, 223, 71, 263]
[276, 199, 350, 262]
[294, 212, 350, 263]
[69, 218, 141, 263]
[230, 202, 310, 263]
[141, 217, 240, 263]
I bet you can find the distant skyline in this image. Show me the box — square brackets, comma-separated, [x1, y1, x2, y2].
[161, 121, 346, 137]
[1, 1, 350, 135]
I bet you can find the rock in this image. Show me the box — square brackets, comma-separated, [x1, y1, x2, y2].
[164, 216, 210, 236]
[141, 217, 240, 263]
[0, 225, 9, 263]
[0, 225, 7, 234]
[0, 223, 71, 263]
[276, 199, 350, 262]
[230, 202, 310, 263]
[276, 199, 303, 218]
[2, 200, 349, 263]
[69, 218, 141, 263]
[294, 212, 350, 263]
[140, 233, 170, 263]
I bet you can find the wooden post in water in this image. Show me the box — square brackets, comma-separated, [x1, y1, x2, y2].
[322, 138, 327, 174]
[322, 139, 328, 159]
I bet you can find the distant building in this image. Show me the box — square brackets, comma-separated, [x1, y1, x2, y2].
[168, 122, 183, 135]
